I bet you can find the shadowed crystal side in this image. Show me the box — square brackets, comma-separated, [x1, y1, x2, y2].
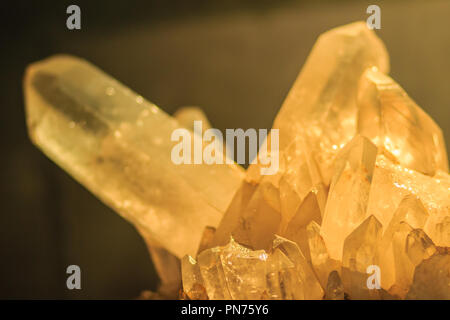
[406, 248, 450, 299]
[325, 270, 345, 300]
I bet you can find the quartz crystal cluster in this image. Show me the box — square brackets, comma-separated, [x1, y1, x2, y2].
[24, 21, 449, 299]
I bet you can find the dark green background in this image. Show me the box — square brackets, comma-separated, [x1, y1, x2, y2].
[0, 0, 449, 298]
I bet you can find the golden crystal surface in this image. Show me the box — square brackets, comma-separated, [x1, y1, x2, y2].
[24, 55, 244, 259]
[24, 21, 449, 299]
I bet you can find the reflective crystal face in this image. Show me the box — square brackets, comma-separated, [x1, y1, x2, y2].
[358, 68, 448, 176]
[273, 21, 390, 185]
[24, 21, 449, 300]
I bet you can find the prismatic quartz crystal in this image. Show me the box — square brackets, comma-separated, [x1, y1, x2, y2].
[24, 21, 449, 299]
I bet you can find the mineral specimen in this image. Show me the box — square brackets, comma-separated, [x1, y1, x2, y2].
[24, 21, 449, 299]
[24, 55, 244, 259]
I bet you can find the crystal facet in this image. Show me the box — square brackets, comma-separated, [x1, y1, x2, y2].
[24, 55, 244, 258]
[358, 67, 448, 176]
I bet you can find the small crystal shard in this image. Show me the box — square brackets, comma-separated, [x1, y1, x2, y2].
[357, 67, 448, 176]
[197, 246, 232, 300]
[321, 135, 378, 260]
[390, 221, 415, 297]
[366, 154, 450, 242]
[265, 248, 295, 299]
[306, 221, 340, 289]
[325, 270, 345, 300]
[342, 215, 382, 299]
[284, 189, 324, 262]
[272, 236, 324, 299]
[223, 181, 282, 250]
[213, 136, 324, 251]
[278, 136, 324, 219]
[390, 227, 438, 298]
[405, 229, 437, 266]
[181, 255, 208, 300]
[219, 238, 268, 299]
[211, 180, 258, 248]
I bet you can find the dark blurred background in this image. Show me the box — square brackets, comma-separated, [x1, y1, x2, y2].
[0, 0, 449, 299]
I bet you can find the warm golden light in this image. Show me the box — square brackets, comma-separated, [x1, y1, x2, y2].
[24, 21, 449, 300]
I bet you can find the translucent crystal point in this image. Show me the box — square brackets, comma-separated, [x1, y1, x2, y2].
[211, 180, 258, 248]
[24, 55, 243, 258]
[321, 135, 378, 260]
[378, 195, 429, 291]
[385, 195, 429, 233]
[306, 221, 339, 289]
[342, 215, 382, 299]
[181, 255, 208, 300]
[284, 188, 324, 262]
[273, 21, 389, 185]
[405, 229, 437, 266]
[197, 246, 232, 300]
[357, 67, 448, 176]
[219, 238, 268, 299]
[266, 249, 304, 300]
[389, 225, 439, 298]
[213, 135, 325, 250]
[390, 221, 415, 298]
[389, 227, 437, 298]
[216, 181, 282, 251]
[273, 236, 324, 299]
[278, 136, 324, 221]
[265, 248, 295, 299]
